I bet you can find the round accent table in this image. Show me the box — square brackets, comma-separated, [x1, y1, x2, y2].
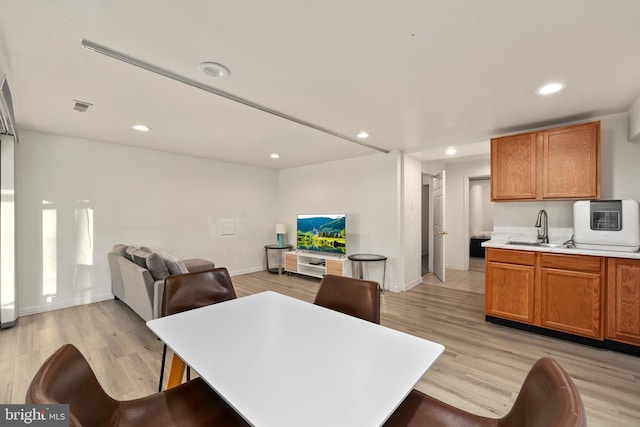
[265, 244, 293, 275]
[348, 253, 387, 291]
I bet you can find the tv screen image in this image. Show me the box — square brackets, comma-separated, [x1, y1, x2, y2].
[296, 214, 346, 254]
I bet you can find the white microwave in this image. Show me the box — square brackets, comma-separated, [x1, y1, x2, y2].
[573, 200, 640, 252]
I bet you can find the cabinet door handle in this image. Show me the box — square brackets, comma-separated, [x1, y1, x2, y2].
[438, 231, 448, 235]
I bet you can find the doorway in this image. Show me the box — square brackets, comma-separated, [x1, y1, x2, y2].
[467, 177, 492, 273]
[421, 171, 446, 282]
[421, 175, 431, 276]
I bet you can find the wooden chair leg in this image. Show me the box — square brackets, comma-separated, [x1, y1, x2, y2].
[166, 353, 187, 389]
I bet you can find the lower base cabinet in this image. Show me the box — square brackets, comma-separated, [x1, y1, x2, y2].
[486, 248, 640, 354]
[607, 258, 640, 346]
[540, 253, 604, 340]
[485, 249, 536, 324]
[485, 249, 605, 340]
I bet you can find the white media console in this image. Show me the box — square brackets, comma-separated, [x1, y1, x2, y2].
[285, 251, 348, 279]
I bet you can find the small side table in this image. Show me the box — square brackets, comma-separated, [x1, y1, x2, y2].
[265, 244, 293, 275]
[348, 253, 387, 291]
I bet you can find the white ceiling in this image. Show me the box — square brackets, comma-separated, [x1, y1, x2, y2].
[1, 0, 639, 169]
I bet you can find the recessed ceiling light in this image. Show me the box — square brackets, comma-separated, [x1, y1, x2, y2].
[536, 82, 565, 95]
[198, 62, 230, 78]
[356, 132, 369, 139]
[446, 147, 456, 155]
[132, 124, 151, 132]
[270, 153, 280, 159]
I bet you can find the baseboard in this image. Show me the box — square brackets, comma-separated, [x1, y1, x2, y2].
[401, 278, 423, 292]
[229, 266, 265, 276]
[485, 315, 605, 348]
[18, 293, 115, 317]
[603, 339, 640, 356]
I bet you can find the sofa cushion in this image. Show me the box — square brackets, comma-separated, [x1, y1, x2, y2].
[112, 244, 128, 257]
[125, 246, 138, 261]
[183, 258, 215, 273]
[146, 252, 170, 281]
[132, 248, 152, 268]
[159, 251, 189, 275]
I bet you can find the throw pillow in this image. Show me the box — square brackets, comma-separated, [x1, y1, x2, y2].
[132, 249, 150, 268]
[125, 246, 138, 261]
[159, 251, 189, 275]
[146, 253, 170, 281]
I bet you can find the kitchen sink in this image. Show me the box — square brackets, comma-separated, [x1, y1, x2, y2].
[506, 241, 572, 249]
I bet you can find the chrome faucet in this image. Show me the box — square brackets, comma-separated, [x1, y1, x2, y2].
[535, 209, 549, 243]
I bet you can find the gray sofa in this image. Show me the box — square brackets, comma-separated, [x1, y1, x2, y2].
[108, 244, 215, 321]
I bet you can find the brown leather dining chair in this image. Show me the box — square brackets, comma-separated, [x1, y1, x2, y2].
[313, 274, 381, 324]
[383, 357, 587, 427]
[26, 343, 250, 427]
[158, 267, 237, 391]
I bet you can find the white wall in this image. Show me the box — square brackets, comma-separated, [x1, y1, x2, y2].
[402, 154, 423, 289]
[603, 113, 640, 199]
[16, 131, 278, 315]
[278, 152, 402, 290]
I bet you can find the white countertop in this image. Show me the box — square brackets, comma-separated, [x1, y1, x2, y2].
[483, 229, 640, 260]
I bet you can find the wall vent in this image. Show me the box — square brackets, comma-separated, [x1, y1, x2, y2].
[72, 100, 93, 112]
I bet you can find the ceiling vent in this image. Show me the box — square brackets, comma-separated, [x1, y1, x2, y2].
[72, 100, 93, 112]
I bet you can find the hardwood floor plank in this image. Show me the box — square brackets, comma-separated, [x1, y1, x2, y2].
[0, 270, 638, 426]
[0, 357, 13, 403]
[0, 322, 18, 362]
[10, 350, 41, 404]
[15, 315, 39, 356]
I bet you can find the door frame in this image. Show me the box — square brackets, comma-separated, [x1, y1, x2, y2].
[463, 176, 471, 271]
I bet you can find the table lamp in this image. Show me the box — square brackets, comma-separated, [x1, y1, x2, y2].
[276, 223, 287, 246]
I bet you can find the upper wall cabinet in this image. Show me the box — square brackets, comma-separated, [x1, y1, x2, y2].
[491, 121, 600, 201]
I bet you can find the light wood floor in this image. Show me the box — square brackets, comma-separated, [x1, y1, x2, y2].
[423, 267, 486, 294]
[1, 271, 639, 426]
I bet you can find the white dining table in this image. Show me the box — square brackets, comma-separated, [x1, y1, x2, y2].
[147, 290, 444, 427]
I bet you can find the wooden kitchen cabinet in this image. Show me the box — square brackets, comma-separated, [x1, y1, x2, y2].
[486, 249, 605, 339]
[607, 258, 640, 346]
[542, 122, 600, 199]
[485, 249, 536, 324]
[490, 132, 538, 200]
[540, 253, 605, 340]
[487, 247, 640, 353]
[491, 121, 600, 201]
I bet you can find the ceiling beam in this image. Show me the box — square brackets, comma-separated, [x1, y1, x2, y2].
[81, 40, 389, 154]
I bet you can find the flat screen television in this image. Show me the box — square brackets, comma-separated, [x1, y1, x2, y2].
[296, 214, 346, 254]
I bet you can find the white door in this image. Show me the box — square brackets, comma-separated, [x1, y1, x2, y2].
[433, 171, 446, 282]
